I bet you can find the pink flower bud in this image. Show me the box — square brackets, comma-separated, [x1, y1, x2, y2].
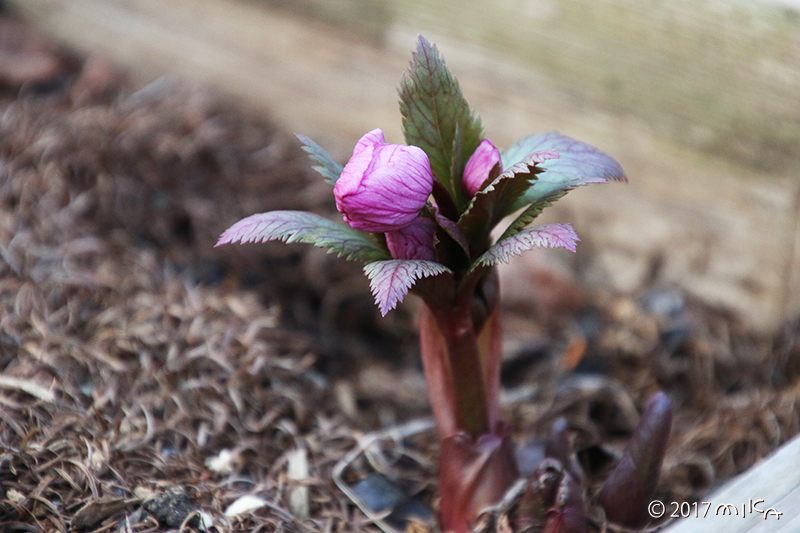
[462, 139, 502, 197]
[385, 216, 437, 261]
[334, 129, 434, 233]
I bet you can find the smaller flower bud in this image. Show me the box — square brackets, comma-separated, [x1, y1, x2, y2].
[385, 216, 437, 261]
[334, 129, 434, 233]
[462, 139, 502, 197]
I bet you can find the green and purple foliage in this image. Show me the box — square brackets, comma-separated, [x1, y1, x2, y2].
[218, 35, 671, 533]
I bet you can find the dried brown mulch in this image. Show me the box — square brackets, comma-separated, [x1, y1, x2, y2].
[1, 22, 799, 533]
[0, 45, 394, 531]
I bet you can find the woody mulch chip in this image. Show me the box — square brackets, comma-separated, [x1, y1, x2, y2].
[1, 15, 799, 532]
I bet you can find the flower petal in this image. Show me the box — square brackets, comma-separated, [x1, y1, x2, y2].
[462, 139, 502, 197]
[334, 132, 434, 233]
[333, 129, 385, 213]
[385, 216, 437, 261]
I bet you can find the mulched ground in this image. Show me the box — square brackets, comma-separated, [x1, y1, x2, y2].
[1, 14, 799, 533]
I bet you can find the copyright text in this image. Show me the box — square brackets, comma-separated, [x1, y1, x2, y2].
[648, 499, 783, 520]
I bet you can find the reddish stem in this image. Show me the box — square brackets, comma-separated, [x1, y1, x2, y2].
[435, 302, 490, 438]
[418, 302, 460, 437]
[417, 269, 518, 532]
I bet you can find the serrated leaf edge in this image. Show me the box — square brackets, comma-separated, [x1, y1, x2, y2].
[459, 157, 542, 222]
[398, 35, 483, 207]
[472, 223, 579, 270]
[364, 259, 452, 315]
[295, 134, 344, 185]
[216, 210, 390, 262]
[497, 189, 569, 242]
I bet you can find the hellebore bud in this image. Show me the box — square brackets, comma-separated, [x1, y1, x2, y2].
[334, 128, 434, 233]
[385, 215, 437, 261]
[462, 138, 502, 197]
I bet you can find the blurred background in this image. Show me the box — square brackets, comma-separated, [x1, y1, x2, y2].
[9, 0, 800, 331]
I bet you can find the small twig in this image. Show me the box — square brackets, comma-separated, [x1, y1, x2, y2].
[0, 375, 56, 402]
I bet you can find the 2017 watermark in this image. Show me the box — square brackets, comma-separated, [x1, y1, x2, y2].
[648, 499, 783, 520]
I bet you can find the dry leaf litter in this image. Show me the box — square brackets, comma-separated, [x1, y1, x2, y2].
[1, 14, 799, 533]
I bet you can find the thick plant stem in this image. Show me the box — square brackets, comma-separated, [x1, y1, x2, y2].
[418, 269, 518, 532]
[475, 299, 502, 435]
[418, 268, 502, 440]
[418, 303, 459, 437]
[424, 300, 491, 438]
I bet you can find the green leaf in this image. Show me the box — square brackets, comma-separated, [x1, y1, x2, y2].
[295, 134, 344, 185]
[399, 35, 483, 210]
[457, 160, 543, 245]
[497, 189, 568, 242]
[449, 124, 464, 195]
[364, 259, 452, 316]
[434, 209, 470, 256]
[504, 132, 626, 211]
[472, 223, 579, 269]
[216, 210, 390, 262]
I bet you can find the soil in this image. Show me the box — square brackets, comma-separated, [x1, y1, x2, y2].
[1, 14, 799, 533]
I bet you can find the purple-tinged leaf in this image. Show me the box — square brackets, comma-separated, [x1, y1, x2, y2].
[504, 132, 626, 212]
[457, 158, 545, 244]
[295, 134, 343, 185]
[432, 206, 470, 255]
[438, 423, 519, 533]
[473, 223, 579, 269]
[597, 391, 672, 529]
[363, 259, 451, 316]
[528, 149, 561, 162]
[216, 210, 390, 262]
[497, 189, 568, 242]
[503, 132, 625, 183]
[518, 461, 596, 533]
[399, 35, 483, 209]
